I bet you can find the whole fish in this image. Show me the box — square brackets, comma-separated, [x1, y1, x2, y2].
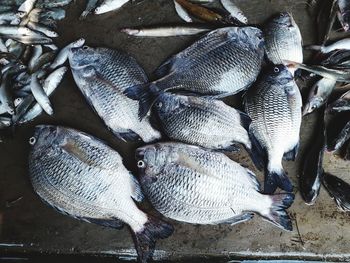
[29, 125, 173, 263]
[18, 0, 37, 14]
[154, 92, 262, 168]
[220, 0, 248, 24]
[299, 108, 326, 205]
[174, 0, 193, 22]
[28, 45, 42, 73]
[94, 0, 129, 14]
[124, 26, 265, 119]
[80, 0, 99, 19]
[323, 173, 350, 211]
[175, 0, 223, 23]
[137, 142, 294, 231]
[4, 34, 52, 45]
[0, 72, 14, 115]
[303, 77, 337, 116]
[26, 21, 58, 37]
[121, 26, 212, 37]
[30, 72, 53, 115]
[337, 0, 350, 31]
[244, 65, 302, 193]
[68, 46, 161, 143]
[264, 12, 303, 66]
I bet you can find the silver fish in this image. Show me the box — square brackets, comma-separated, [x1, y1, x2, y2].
[137, 142, 294, 231]
[26, 21, 58, 37]
[36, 0, 73, 8]
[94, 0, 129, 14]
[0, 73, 14, 115]
[154, 92, 263, 168]
[30, 72, 53, 115]
[29, 125, 173, 263]
[303, 77, 337, 116]
[244, 65, 302, 193]
[264, 12, 303, 66]
[174, 0, 193, 22]
[220, 0, 248, 24]
[28, 45, 42, 73]
[307, 38, 350, 54]
[124, 26, 265, 119]
[18, 0, 37, 14]
[68, 46, 161, 143]
[121, 26, 212, 37]
[4, 34, 52, 44]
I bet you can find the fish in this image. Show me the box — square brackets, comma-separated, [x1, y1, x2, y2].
[29, 125, 173, 263]
[264, 12, 303, 66]
[0, 38, 8, 52]
[154, 92, 263, 168]
[299, 108, 326, 205]
[175, 0, 224, 23]
[303, 77, 337, 116]
[124, 26, 265, 119]
[80, 0, 99, 19]
[220, 0, 248, 24]
[36, 0, 73, 8]
[323, 173, 350, 211]
[136, 142, 294, 231]
[28, 45, 42, 73]
[307, 38, 350, 54]
[0, 25, 45, 37]
[18, 0, 37, 14]
[0, 11, 26, 23]
[30, 72, 53, 115]
[29, 50, 55, 72]
[174, 0, 193, 22]
[0, 72, 14, 115]
[337, 0, 350, 31]
[26, 21, 58, 37]
[244, 65, 302, 193]
[121, 26, 212, 37]
[68, 45, 161, 143]
[49, 38, 85, 70]
[94, 0, 129, 15]
[320, 49, 350, 69]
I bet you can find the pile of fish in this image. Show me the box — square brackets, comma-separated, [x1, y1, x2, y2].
[0, 0, 78, 131]
[0, 0, 344, 262]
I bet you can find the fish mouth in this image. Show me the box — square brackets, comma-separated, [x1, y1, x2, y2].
[135, 147, 145, 160]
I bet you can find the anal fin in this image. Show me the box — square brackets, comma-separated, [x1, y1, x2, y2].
[210, 213, 254, 226]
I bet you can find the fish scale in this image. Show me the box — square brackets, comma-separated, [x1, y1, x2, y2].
[138, 143, 295, 230]
[69, 46, 161, 143]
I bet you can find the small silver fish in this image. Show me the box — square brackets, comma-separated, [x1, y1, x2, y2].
[174, 0, 193, 22]
[220, 0, 248, 24]
[121, 26, 211, 37]
[94, 0, 129, 14]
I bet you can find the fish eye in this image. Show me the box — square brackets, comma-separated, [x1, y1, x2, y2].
[82, 46, 89, 50]
[274, 67, 280, 73]
[156, 102, 163, 108]
[29, 137, 36, 145]
[137, 160, 145, 168]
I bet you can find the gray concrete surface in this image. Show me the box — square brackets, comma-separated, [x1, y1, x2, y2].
[1, 0, 350, 262]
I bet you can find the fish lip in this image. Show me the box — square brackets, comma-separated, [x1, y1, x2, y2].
[135, 147, 145, 160]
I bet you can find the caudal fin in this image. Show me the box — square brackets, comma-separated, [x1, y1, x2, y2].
[132, 216, 174, 263]
[264, 169, 293, 194]
[123, 83, 161, 120]
[260, 193, 294, 231]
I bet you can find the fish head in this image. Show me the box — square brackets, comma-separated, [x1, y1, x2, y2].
[272, 12, 296, 28]
[266, 64, 294, 84]
[29, 125, 61, 149]
[154, 93, 188, 117]
[68, 45, 101, 70]
[135, 143, 177, 185]
[303, 97, 323, 116]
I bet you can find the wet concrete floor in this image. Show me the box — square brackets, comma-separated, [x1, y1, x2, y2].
[1, 0, 350, 262]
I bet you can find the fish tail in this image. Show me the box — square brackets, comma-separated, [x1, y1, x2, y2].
[123, 83, 161, 120]
[132, 216, 174, 263]
[247, 128, 266, 171]
[265, 169, 293, 194]
[260, 193, 295, 231]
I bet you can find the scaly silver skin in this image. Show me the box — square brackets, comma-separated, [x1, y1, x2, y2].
[244, 65, 302, 179]
[154, 27, 265, 97]
[155, 92, 251, 150]
[68, 46, 161, 143]
[264, 12, 303, 65]
[137, 143, 272, 225]
[29, 125, 148, 232]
